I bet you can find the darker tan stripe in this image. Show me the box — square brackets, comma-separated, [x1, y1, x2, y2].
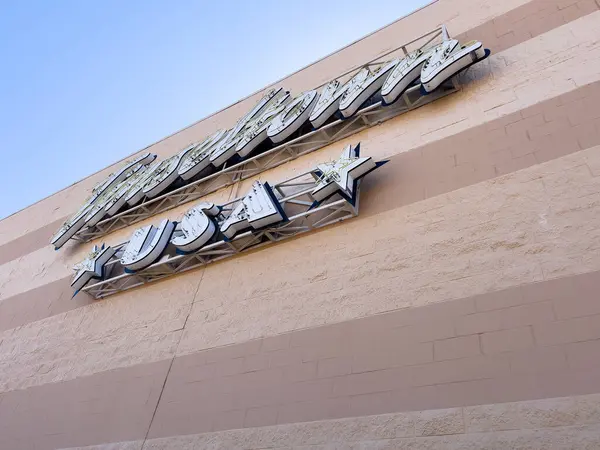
[358, 81, 600, 219]
[456, 0, 599, 55]
[2, 81, 599, 334]
[0, 215, 67, 266]
[0, 359, 170, 450]
[2, 0, 595, 269]
[148, 270, 600, 437]
[3, 271, 600, 449]
[0, 276, 95, 333]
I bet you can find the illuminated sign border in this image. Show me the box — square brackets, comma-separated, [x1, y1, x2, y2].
[52, 26, 490, 249]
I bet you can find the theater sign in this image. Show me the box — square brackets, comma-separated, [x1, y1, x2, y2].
[59, 25, 490, 297]
[72, 144, 385, 298]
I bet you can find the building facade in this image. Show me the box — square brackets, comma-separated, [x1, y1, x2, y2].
[2, 0, 600, 448]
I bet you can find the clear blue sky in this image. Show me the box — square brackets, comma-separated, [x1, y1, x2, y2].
[0, 0, 428, 220]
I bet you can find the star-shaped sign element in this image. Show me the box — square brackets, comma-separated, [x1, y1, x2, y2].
[71, 243, 116, 295]
[311, 143, 387, 206]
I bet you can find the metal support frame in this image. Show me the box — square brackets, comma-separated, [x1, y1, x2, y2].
[72, 26, 456, 244]
[74, 79, 457, 243]
[81, 170, 360, 299]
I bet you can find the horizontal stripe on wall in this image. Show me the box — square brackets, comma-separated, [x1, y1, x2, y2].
[457, 0, 600, 55]
[0, 0, 596, 267]
[0, 360, 170, 450]
[0, 216, 67, 267]
[3, 270, 600, 449]
[3, 139, 600, 395]
[93, 395, 600, 450]
[0, 277, 83, 333]
[1, 79, 599, 334]
[149, 270, 600, 438]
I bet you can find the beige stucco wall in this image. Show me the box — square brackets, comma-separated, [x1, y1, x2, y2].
[62, 394, 600, 450]
[2, 1, 600, 449]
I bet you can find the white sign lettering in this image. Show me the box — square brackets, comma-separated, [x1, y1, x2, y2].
[54, 27, 489, 250]
[309, 69, 369, 129]
[210, 88, 289, 167]
[339, 60, 398, 118]
[120, 219, 175, 271]
[71, 244, 116, 292]
[71, 143, 386, 297]
[220, 181, 285, 239]
[267, 90, 318, 143]
[421, 26, 488, 94]
[51, 152, 156, 249]
[381, 48, 434, 104]
[236, 93, 292, 158]
[170, 202, 220, 253]
[178, 130, 227, 181]
[312, 144, 376, 203]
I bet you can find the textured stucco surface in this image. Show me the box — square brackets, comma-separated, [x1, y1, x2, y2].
[2, 141, 600, 393]
[177, 143, 600, 354]
[2, 1, 600, 449]
[5, 268, 600, 449]
[60, 394, 600, 450]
